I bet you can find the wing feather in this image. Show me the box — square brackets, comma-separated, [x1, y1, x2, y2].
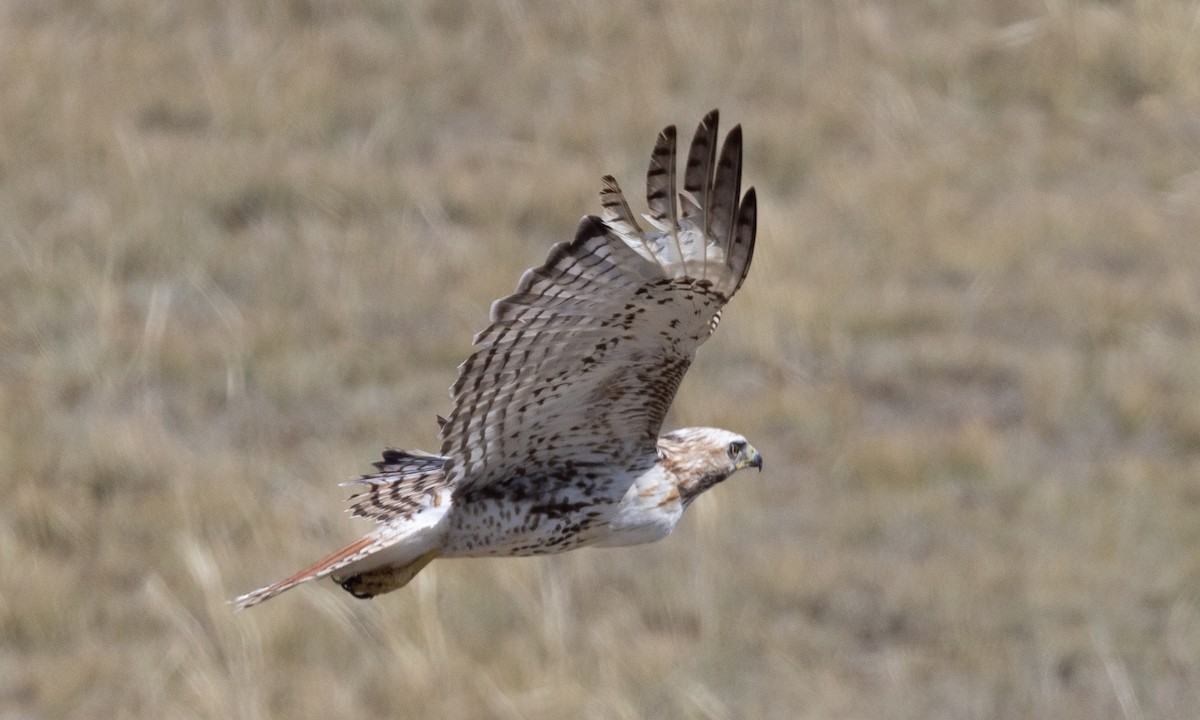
[440, 111, 756, 496]
[727, 187, 757, 295]
[680, 110, 720, 278]
[709, 125, 743, 256]
[644, 125, 682, 267]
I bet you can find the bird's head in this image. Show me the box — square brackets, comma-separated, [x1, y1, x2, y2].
[657, 427, 762, 505]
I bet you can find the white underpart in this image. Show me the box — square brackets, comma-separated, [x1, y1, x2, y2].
[591, 463, 684, 547]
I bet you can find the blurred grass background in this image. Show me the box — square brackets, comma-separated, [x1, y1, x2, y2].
[3, 0, 1200, 717]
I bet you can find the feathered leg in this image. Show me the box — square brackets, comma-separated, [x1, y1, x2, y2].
[335, 549, 440, 599]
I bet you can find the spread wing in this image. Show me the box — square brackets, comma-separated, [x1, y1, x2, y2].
[439, 110, 757, 496]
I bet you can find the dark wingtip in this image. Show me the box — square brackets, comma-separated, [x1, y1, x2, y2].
[726, 123, 742, 144]
[574, 214, 607, 244]
[691, 110, 720, 153]
[742, 186, 757, 210]
[729, 186, 757, 295]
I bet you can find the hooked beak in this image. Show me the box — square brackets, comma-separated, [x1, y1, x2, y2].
[737, 444, 763, 472]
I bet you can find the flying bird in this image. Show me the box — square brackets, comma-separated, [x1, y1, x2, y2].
[235, 110, 760, 610]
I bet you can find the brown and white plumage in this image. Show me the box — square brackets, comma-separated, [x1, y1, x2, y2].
[234, 110, 761, 610]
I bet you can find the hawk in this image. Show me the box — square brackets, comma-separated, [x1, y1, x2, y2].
[235, 110, 760, 610]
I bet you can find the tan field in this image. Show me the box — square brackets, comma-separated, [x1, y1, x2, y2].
[4, 1, 1200, 717]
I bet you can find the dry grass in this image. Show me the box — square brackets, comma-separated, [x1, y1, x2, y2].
[3, 0, 1200, 717]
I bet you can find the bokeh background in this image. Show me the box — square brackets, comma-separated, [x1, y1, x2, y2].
[4, 1, 1200, 718]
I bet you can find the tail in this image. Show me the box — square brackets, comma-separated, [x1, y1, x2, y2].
[233, 448, 452, 611]
[233, 535, 383, 610]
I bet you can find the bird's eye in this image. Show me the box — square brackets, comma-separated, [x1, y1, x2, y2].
[727, 440, 745, 459]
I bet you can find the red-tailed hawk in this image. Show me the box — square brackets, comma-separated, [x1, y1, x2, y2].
[235, 110, 760, 610]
